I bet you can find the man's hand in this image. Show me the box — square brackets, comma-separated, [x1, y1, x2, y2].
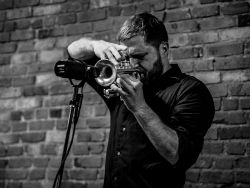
[91, 40, 127, 66]
[111, 74, 147, 112]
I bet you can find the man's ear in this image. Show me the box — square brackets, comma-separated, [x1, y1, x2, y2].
[159, 41, 169, 55]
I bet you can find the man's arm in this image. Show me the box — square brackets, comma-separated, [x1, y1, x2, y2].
[67, 38, 127, 64]
[134, 103, 179, 165]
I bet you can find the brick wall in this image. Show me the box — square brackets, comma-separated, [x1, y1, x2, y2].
[0, 0, 249, 188]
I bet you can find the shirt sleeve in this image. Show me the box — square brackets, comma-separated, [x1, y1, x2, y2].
[169, 79, 215, 170]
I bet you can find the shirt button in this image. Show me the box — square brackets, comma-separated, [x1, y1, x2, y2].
[117, 151, 121, 156]
[114, 177, 118, 181]
[122, 127, 126, 132]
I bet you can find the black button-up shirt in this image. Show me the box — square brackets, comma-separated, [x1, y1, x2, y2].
[88, 64, 215, 188]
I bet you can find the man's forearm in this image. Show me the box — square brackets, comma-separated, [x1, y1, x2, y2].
[133, 104, 179, 165]
[67, 38, 95, 59]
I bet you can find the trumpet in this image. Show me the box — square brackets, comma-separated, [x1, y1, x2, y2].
[94, 59, 145, 98]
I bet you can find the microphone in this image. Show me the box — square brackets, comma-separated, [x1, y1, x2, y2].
[54, 59, 100, 80]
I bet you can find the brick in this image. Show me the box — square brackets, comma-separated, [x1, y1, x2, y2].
[46, 169, 68, 180]
[57, 13, 76, 25]
[5, 170, 28, 180]
[83, 93, 102, 104]
[86, 117, 109, 128]
[186, 169, 200, 182]
[225, 142, 245, 155]
[40, 0, 66, 4]
[0, 42, 16, 53]
[12, 76, 35, 86]
[206, 42, 243, 57]
[14, 0, 39, 7]
[11, 30, 33, 41]
[136, 3, 151, 14]
[0, 121, 10, 132]
[4, 21, 15, 31]
[40, 143, 58, 155]
[44, 95, 71, 107]
[222, 98, 238, 111]
[0, 87, 22, 99]
[11, 122, 27, 132]
[214, 56, 250, 70]
[72, 144, 88, 155]
[23, 86, 48, 96]
[122, 5, 136, 16]
[199, 170, 234, 184]
[235, 171, 250, 184]
[10, 110, 22, 121]
[48, 158, 72, 168]
[188, 31, 218, 45]
[6, 146, 23, 156]
[64, 22, 92, 35]
[214, 157, 233, 169]
[31, 18, 43, 29]
[7, 7, 31, 19]
[0, 32, 10, 42]
[165, 20, 199, 34]
[202, 142, 223, 154]
[239, 98, 250, 109]
[77, 130, 106, 142]
[95, 104, 108, 116]
[218, 126, 250, 139]
[33, 158, 49, 167]
[0, 55, 11, 65]
[6, 182, 22, 188]
[49, 83, 73, 95]
[20, 132, 46, 143]
[94, 18, 113, 32]
[28, 62, 54, 74]
[166, 0, 181, 9]
[75, 156, 103, 168]
[22, 182, 42, 188]
[192, 71, 220, 84]
[234, 157, 250, 169]
[108, 6, 121, 17]
[29, 169, 45, 180]
[11, 52, 36, 64]
[8, 158, 32, 168]
[166, 8, 191, 22]
[152, 0, 165, 11]
[219, 27, 250, 41]
[78, 9, 106, 22]
[17, 40, 34, 52]
[33, 5, 62, 16]
[199, 17, 237, 30]
[205, 127, 217, 140]
[238, 14, 250, 27]
[221, 2, 249, 15]
[229, 82, 250, 96]
[50, 109, 62, 118]
[34, 38, 55, 50]
[60, 182, 87, 188]
[0, 134, 19, 144]
[89, 143, 104, 154]
[171, 47, 203, 60]
[39, 49, 64, 63]
[193, 59, 213, 71]
[200, 0, 215, 4]
[69, 169, 97, 180]
[15, 19, 30, 29]
[29, 120, 54, 131]
[222, 70, 249, 82]
[191, 5, 219, 18]
[0, 0, 13, 10]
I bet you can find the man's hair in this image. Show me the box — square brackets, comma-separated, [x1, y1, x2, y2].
[117, 12, 168, 48]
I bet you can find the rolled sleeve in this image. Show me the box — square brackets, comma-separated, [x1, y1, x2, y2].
[169, 81, 215, 170]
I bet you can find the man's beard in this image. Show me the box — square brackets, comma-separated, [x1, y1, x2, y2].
[142, 55, 163, 86]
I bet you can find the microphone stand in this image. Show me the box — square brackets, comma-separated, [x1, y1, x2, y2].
[52, 79, 85, 188]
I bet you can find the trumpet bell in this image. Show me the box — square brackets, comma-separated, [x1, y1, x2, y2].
[95, 59, 117, 87]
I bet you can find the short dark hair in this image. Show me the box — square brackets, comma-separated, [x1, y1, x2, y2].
[117, 12, 168, 48]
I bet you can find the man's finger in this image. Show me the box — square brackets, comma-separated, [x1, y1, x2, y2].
[109, 46, 122, 61]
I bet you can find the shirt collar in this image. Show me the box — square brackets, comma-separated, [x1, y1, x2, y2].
[143, 64, 183, 93]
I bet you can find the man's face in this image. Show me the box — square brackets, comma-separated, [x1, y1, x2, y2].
[121, 36, 163, 84]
